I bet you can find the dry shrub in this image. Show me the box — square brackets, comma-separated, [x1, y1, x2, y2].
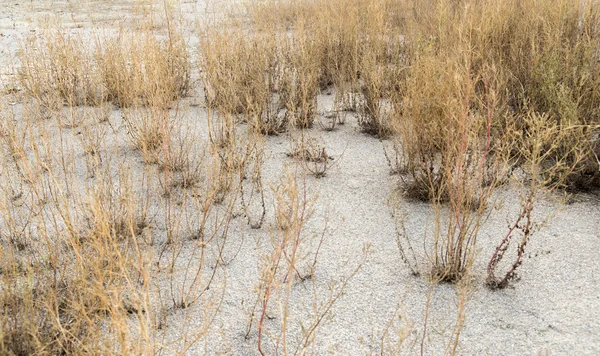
[255, 0, 407, 135]
[284, 0, 365, 116]
[487, 112, 587, 288]
[199, 27, 283, 134]
[395, 46, 507, 281]
[406, 0, 600, 191]
[237, 132, 267, 228]
[160, 127, 205, 190]
[287, 130, 337, 178]
[203, 106, 268, 225]
[246, 167, 368, 355]
[392, 0, 600, 283]
[208, 0, 409, 135]
[389, 0, 600, 195]
[356, 1, 405, 137]
[200, 17, 322, 133]
[122, 106, 171, 164]
[18, 21, 190, 111]
[467, 0, 600, 190]
[96, 29, 190, 109]
[358, 48, 399, 138]
[0, 161, 154, 355]
[279, 20, 321, 129]
[18, 26, 104, 107]
[394, 50, 466, 202]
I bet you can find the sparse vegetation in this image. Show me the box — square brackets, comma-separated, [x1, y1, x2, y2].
[1, 0, 599, 354]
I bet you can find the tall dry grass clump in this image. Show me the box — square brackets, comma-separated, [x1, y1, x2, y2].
[470, 0, 600, 190]
[18, 27, 104, 107]
[204, 0, 599, 284]
[203, 0, 408, 136]
[400, 0, 600, 192]
[393, 41, 509, 280]
[388, 0, 600, 283]
[4, 8, 197, 354]
[96, 29, 190, 109]
[199, 27, 283, 134]
[18, 21, 190, 110]
[0, 114, 155, 354]
[278, 19, 321, 129]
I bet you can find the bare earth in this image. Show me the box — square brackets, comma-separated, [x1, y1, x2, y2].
[1, 1, 599, 355]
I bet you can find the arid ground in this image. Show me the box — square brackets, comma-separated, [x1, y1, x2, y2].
[1, 1, 599, 355]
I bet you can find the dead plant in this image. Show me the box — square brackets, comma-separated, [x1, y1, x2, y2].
[487, 112, 586, 288]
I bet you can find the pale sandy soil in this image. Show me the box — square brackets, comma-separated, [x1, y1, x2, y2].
[1, 1, 599, 355]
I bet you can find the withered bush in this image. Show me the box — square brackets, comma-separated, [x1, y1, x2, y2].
[279, 20, 321, 129]
[199, 28, 283, 134]
[208, 0, 409, 135]
[19, 28, 104, 107]
[392, 0, 600, 282]
[96, 30, 190, 108]
[19, 23, 190, 111]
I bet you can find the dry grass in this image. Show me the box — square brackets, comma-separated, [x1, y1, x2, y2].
[391, 0, 600, 283]
[96, 30, 190, 109]
[3, 6, 202, 355]
[487, 112, 585, 288]
[0, 109, 155, 354]
[18, 26, 104, 108]
[199, 27, 283, 134]
[234, 0, 597, 287]
[245, 167, 367, 355]
[19, 19, 190, 111]
[2, 0, 600, 354]
[203, 0, 408, 136]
